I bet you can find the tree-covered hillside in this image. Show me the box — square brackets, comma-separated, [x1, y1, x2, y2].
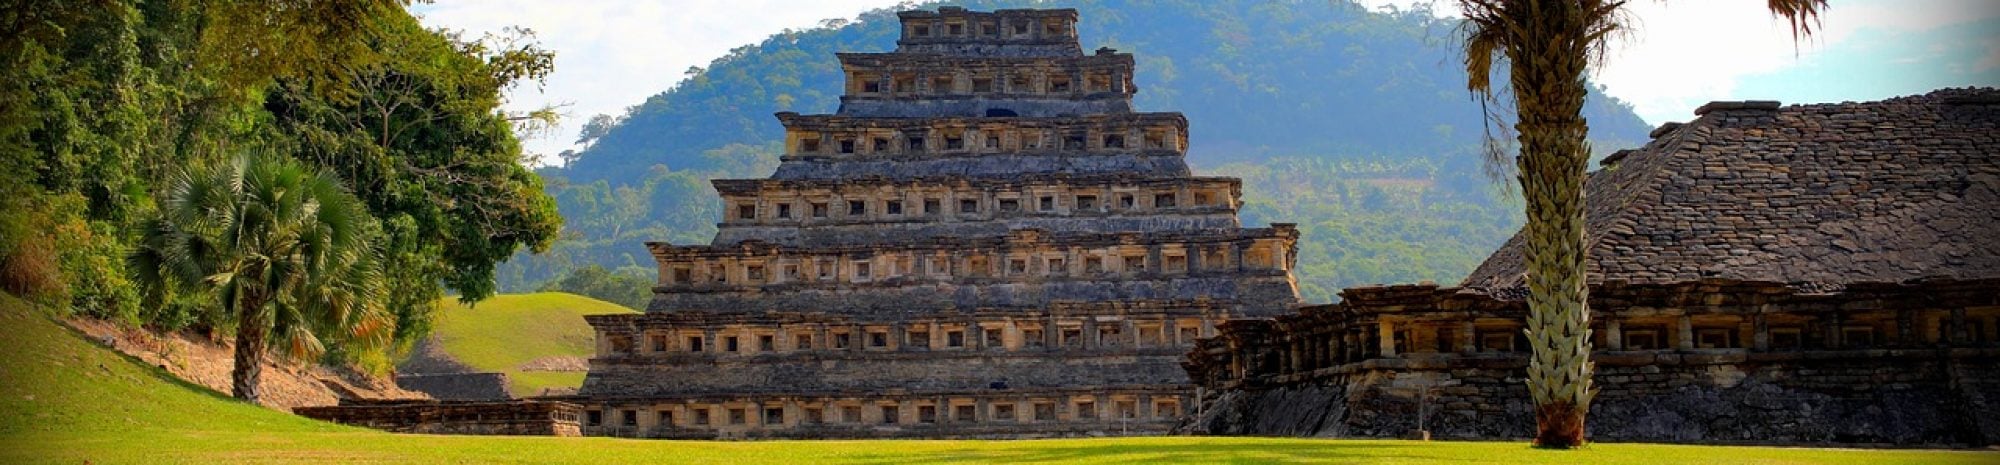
[2, 0, 559, 369]
[509, 0, 1658, 302]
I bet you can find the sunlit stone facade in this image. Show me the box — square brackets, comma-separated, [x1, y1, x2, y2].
[574, 7, 1302, 439]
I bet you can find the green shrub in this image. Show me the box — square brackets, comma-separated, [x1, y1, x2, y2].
[139, 291, 216, 333]
[0, 218, 63, 303]
[58, 219, 140, 323]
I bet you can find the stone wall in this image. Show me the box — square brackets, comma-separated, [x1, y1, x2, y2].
[572, 386, 1185, 439]
[584, 302, 1229, 396]
[395, 372, 512, 401]
[769, 112, 1187, 180]
[1188, 351, 1999, 445]
[589, 350, 1188, 396]
[892, 7, 1083, 58]
[1183, 278, 2000, 446]
[645, 226, 1300, 317]
[711, 173, 1241, 246]
[835, 97, 1133, 120]
[714, 215, 1243, 248]
[644, 274, 1300, 317]
[834, 51, 1135, 118]
[772, 151, 1191, 181]
[777, 113, 1179, 155]
[579, 296, 1243, 440]
[297, 400, 583, 436]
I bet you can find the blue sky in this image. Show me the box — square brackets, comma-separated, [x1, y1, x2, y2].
[1734, 16, 2000, 107]
[418, 0, 2000, 159]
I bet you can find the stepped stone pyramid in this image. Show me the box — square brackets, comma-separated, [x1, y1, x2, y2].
[575, 7, 1302, 439]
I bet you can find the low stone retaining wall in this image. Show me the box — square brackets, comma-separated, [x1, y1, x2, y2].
[1185, 350, 1999, 446]
[1182, 278, 2000, 447]
[297, 399, 583, 436]
[395, 372, 512, 401]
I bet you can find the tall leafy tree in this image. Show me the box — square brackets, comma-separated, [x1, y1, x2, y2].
[130, 154, 392, 402]
[0, 0, 418, 322]
[1455, 0, 1825, 447]
[264, 14, 562, 350]
[2, 0, 554, 365]
[192, 0, 412, 103]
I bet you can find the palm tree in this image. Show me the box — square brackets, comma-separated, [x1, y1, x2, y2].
[1455, 0, 1824, 448]
[131, 154, 391, 403]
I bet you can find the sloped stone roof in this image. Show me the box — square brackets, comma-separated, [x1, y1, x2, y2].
[1463, 88, 2000, 292]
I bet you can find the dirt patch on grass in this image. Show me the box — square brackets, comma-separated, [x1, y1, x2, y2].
[64, 317, 427, 412]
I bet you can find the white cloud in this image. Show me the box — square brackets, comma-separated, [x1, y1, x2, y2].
[1977, 37, 2000, 73]
[1355, 0, 2000, 124]
[1593, 1, 1849, 123]
[417, 0, 901, 162]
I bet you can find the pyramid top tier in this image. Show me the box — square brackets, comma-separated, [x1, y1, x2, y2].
[894, 7, 1083, 57]
[834, 8, 1135, 118]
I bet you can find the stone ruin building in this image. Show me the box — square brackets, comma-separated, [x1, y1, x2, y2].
[1182, 88, 2000, 446]
[569, 7, 1302, 439]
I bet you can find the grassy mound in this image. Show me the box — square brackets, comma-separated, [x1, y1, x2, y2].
[419, 292, 636, 397]
[0, 293, 360, 463]
[2, 293, 1993, 464]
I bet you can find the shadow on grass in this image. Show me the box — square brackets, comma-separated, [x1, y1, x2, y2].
[0, 301, 321, 437]
[49, 312, 252, 405]
[833, 440, 1434, 464]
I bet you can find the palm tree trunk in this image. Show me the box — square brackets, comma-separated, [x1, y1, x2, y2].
[1510, 0, 1598, 449]
[231, 295, 269, 403]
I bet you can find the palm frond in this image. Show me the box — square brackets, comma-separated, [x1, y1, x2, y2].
[1766, 0, 1828, 41]
[132, 149, 389, 366]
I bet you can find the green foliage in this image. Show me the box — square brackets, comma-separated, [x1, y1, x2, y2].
[129, 154, 392, 399]
[1217, 153, 1522, 302]
[497, 144, 775, 290]
[55, 218, 141, 324]
[190, 0, 415, 103]
[0, 0, 559, 362]
[0, 194, 145, 322]
[0, 197, 71, 308]
[537, 265, 653, 310]
[0, 1, 157, 313]
[263, 13, 563, 349]
[136, 288, 218, 333]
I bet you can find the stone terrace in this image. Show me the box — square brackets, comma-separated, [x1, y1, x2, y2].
[1184, 89, 2000, 446]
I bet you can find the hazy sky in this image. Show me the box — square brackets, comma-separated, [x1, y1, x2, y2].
[417, 0, 2000, 161]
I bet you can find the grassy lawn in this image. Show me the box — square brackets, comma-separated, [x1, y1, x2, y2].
[425, 292, 635, 396]
[2, 294, 1993, 465]
[17, 433, 2000, 465]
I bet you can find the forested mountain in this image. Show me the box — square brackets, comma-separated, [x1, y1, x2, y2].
[510, 0, 1657, 302]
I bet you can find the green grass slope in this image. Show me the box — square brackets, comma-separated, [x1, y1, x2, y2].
[3, 293, 1995, 464]
[422, 292, 637, 397]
